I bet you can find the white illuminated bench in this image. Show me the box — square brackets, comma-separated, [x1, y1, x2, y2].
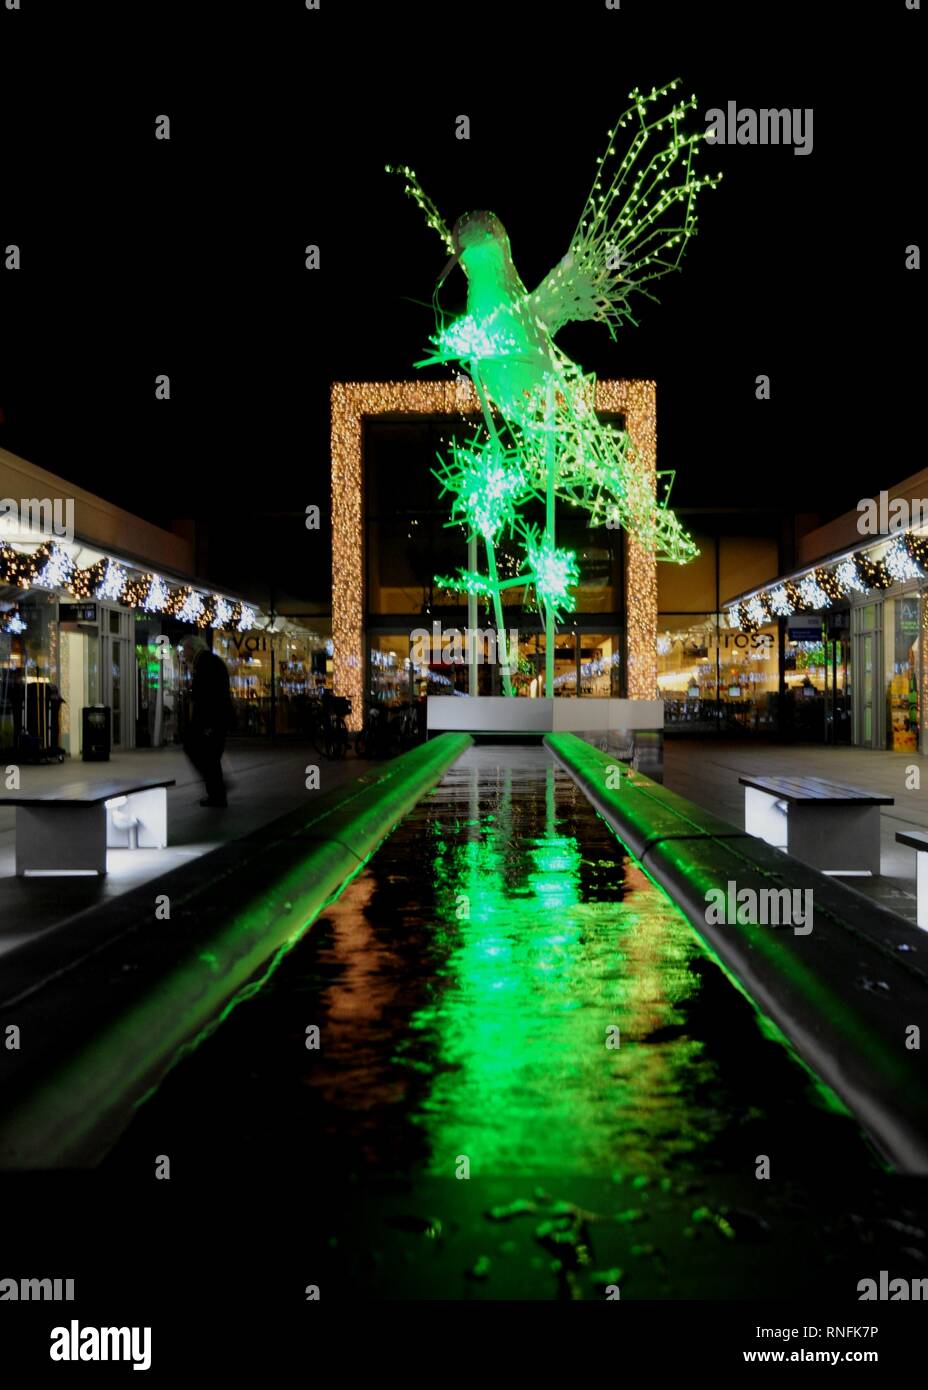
[739, 774, 893, 877]
[895, 830, 928, 929]
[2, 777, 175, 876]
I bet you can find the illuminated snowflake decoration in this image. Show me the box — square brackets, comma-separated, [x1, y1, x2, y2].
[798, 574, 831, 610]
[435, 438, 524, 541]
[835, 559, 866, 594]
[526, 535, 579, 618]
[656, 634, 672, 655]
[95, 559, 128, 602]
[237, 604, 256, 632]
[211, 596, 233, 629]
[33, 544, 74, 591]
[744, 597, 767, 628]
[175, 589, 205, 625]
[142, 575, 170, 613]
[3, 610, 26, 634]
[885, 537, 923, 583]
[768, 585, 792, 617]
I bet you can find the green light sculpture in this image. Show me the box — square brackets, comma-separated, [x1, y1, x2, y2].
[389, 81, 720, 695]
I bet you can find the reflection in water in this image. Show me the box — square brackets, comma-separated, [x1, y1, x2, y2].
[104, 746, 928, 1300]
[107, 746, 874, 1186]
[413, 751, 719, 1177]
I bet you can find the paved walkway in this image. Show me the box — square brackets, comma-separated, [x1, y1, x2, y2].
[0, 741, 372, 956]
[663, 738, 925, 924]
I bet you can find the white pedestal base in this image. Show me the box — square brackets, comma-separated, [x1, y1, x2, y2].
[105, 787, 168, 850]
[744, 787, 881, 876]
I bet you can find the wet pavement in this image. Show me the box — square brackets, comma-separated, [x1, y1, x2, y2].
[664, 736, 926, 925]
[103, 746, 928, 1298]
[0, 741, 372, 956]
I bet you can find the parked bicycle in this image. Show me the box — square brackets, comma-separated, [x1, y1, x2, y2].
[355, 700, 421, 759]
[307, 692, 352, 760]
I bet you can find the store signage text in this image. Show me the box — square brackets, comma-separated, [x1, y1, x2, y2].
[229, 633, 270, 655]
[59, 602, 97, 624]
[663, 631, 774, 654]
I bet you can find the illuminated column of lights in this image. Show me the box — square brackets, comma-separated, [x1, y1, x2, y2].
[331, 380, 481, 730]
[597, 380, 658, 699]
[330, 380, 659, 721]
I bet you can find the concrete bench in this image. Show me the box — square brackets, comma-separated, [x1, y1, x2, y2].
[739, 774, 893, 877]
[0, 778, 175, 876]
[895, 830, 928, 929]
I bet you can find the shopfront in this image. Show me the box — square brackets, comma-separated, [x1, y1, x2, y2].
[656, 616, 779, 732]
[0, 446, 272, 758]
[213, 623, 327, 737]
[1, 550, 262, 759]
[367, 625, 623, 706]
[726, 530, 928, 752]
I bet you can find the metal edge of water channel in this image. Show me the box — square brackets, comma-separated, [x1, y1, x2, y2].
[545, 731, 928, 1175]
[0, 732, 473, 1169]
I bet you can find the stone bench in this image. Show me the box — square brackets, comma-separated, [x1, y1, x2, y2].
[739, 774, 893, 877]
[895, 830, 928, 930]
[0, 778, 176, 876]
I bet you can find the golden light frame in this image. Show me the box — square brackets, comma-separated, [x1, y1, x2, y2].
[331, 379, 658, 729]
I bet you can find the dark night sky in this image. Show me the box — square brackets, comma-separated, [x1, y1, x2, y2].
[0, 2, 921, 607]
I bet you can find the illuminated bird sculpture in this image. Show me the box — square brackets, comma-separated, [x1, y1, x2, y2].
[388, 82, 720, 695]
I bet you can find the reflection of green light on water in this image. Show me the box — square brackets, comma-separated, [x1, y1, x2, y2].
[416, 765, 714, 1177]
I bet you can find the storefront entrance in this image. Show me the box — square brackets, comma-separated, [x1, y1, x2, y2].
[99, 605, 133, 751]
[59, 627, 99, 757]
[852, 602, 884, 750]
[824, 612, 851, 745]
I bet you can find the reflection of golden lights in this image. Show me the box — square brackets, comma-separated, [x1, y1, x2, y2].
[331, 380, 659, 723]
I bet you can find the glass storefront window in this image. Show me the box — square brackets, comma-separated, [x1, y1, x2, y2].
[722, 623, 779, 729]
[658, 615, 779, 731]
[657, 616, 716, 728]
[887, 594, 919, 752]
[370, 634, 422, 703]
[134, 615, 179, 748]
[213, 627, 324, 737]
[577, 633, 621, 697]
[783, 619, 826, 741]
[518, 631, 576, 697]
[0, 589, 60, 755]
[376, 625, 622, 701]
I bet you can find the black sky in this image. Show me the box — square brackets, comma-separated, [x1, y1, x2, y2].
[0, 2, 921, 606]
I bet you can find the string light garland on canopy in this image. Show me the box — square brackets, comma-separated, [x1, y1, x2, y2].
[726, 531, 928, 632]
[0, 541, 260, 634]
[388, 79, 719, 696]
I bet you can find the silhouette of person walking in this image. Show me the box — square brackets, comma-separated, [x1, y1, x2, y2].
[181, 634, 233, 807]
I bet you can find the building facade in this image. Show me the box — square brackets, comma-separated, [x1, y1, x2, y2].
[330, 381, 786, 733]
[0, 447, 322, 757]
[725, 471, 928, 752]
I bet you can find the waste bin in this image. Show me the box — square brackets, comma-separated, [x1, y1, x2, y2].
[82, 705, 111, 761]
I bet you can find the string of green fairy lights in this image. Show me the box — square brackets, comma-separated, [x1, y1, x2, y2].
[728, 532, 928, 634]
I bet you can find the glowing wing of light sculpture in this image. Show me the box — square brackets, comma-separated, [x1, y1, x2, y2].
[527, 81, 721, 339]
